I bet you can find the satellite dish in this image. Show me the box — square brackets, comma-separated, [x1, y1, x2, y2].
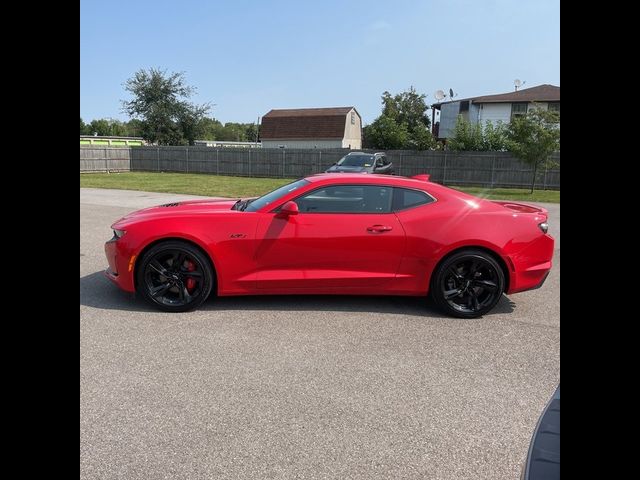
[434, 90, 446, 101]
[449, 88, 455, 98]
[514, 79, 526, 90]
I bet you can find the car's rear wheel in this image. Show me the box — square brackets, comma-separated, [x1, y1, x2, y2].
[431, 249, 505, 318]
[136, 240, 214, 312]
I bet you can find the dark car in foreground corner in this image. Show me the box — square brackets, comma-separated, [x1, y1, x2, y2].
[104, 173, 554, 317]
[521, 385, 560, 480]
[325, 151, 393, 174]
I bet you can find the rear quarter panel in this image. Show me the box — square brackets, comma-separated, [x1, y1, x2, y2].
[392, 194, 549, 294]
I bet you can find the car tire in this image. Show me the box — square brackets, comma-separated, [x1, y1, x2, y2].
[430, 249, 505, 318]
[136, 240, 214, 312]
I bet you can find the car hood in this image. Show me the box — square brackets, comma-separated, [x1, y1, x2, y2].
[111, 198, 243, 227]
[325, 165, 368, 173]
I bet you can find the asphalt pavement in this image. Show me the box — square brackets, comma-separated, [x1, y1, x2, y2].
[80, 187, 560, 480]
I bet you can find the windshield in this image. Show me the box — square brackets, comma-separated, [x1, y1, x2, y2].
[244, 179, 310, 212]
[336, 154, 374, 167]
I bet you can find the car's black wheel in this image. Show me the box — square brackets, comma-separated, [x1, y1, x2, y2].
[136, 240, 214, 312]
[430, 249, 505, 318]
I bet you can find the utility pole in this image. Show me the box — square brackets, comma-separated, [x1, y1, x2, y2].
[255, 116, 260, 147]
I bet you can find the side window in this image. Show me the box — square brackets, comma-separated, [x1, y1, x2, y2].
[548, 102, 560, 113]
[392, 187, 435, 211]
[382, 156, 391, 166]
[296, 185, 392, 213]
[511, 102, 528, 120]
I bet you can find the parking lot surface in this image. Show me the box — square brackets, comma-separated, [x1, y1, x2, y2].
[80, 188, 560, 480]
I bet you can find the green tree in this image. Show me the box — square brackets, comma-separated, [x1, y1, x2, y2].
[245, 123, 260, 143]
[363, 115, 409, 150]
[219, 122, 248, 141]
[382, 86, 431, 130]
[80, 117, 87, 135]
[109, 119, 128, 136]
[482, 120, 508, 151]
[121, 68, 210, 145]
[178, 104, 210, 145]
[506, 108, 560, 193]
[447, 117, 508, 151]
[88, 119, 112, 136]
[196, 117, 221, 140]
[365, 87, 435, 150]
[84, 118, 129, 137]
[407, 124, 437, 150]
[447, 116, 483, 151]
[125, 119, 145, 137]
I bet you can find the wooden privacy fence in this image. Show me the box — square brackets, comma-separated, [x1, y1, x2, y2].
[80, 146, 130, 172]
[81, 146, 560, 189]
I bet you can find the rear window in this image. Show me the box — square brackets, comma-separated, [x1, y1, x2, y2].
[392, 187, 435, 211]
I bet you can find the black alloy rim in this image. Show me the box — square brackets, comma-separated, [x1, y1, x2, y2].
[441, 257, 500, 314]
[144, 249, 205, 306]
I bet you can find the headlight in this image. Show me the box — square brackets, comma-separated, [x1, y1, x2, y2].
[538, 222, 549, 234]
[113, 229, 126, 238]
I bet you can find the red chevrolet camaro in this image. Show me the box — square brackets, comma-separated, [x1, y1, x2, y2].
[104, 174, 554, 318]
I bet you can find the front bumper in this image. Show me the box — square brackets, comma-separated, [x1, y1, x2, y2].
[104, 237, 136, 292]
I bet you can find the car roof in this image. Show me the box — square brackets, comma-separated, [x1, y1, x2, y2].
[307, 173, 433, 188]
[345, 151, 385, 156]
[304, 173, 487, 203]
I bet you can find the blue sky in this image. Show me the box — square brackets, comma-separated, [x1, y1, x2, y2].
[80, 0, 559, 125]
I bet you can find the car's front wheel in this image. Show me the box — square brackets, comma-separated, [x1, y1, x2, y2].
[430, 249, 505, 318]
[136, 240, 214, 312]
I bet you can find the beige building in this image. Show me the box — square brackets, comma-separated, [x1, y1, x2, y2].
[260, 107, 362, 149]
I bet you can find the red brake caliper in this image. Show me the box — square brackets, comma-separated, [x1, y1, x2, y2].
[185, 260, 196, 291]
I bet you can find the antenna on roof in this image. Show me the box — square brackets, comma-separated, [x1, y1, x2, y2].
[434, 90, 446, 102]
[514, 79, 526, 91]
[449, 88, 457, 100]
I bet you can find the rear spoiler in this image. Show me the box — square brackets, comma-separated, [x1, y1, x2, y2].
[492, 201, 548, 216]
[411, 174, 431, 182]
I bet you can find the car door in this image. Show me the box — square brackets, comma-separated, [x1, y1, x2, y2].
[374, 156, 393, 174]
[383, 156, 394, 175]
[254, 184, 405, 290]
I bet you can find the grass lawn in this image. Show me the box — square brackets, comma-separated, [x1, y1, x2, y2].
[80, 172, 559, 203]
[80, 172, 294, 198]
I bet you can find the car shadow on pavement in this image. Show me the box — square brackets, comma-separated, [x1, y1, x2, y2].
[80, 271, 152, 312]
[80, 271, 516, 318]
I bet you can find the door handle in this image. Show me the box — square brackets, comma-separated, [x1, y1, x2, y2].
[367, 225, 393, 233]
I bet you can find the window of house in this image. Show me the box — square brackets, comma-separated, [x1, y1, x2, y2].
[392, 188, 436, 211]
[548, 102, 560, 113]
[511, 102, 528, 120]
[295, 185, 392, 213]
[459, 101, 470, 112]
[351, 112, 356, 124]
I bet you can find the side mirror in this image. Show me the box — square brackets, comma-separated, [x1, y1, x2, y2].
[280, 200, 299, 216]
